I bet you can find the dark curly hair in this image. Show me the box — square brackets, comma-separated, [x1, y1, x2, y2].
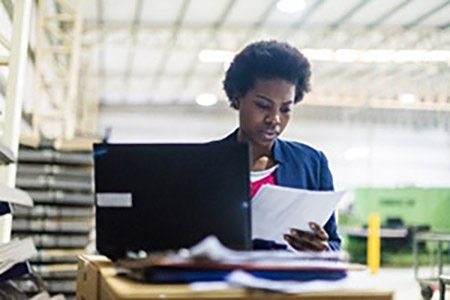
[223, 40, 311, 109]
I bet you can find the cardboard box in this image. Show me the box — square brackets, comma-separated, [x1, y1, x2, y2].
[76, 255, 109, 300]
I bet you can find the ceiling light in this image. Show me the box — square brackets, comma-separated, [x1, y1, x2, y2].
[334, 49, 359, 63]
[198, 49, 234, 63]
[208, 48, 450, 65]
[399, 93, 416, 105]
[195, 93, 218, 106]
[423, 50, 450, 62]
[359, 50, 395, 63]
[393, 50, 426, 63]
[276, 0, 306, 13]
[302, 49, 334, 61]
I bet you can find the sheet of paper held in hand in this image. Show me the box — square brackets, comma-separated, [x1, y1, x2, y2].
[252, 185, 345, 244]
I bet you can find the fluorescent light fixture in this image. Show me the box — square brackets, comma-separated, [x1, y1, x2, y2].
[302, 49, 334, 61]
[423, 50, 450, 62]
[195, 93, 218, 106]
[334, 49, 359, 63]
[200, 48, 450, 65]
[344, 146, 369, 161]
[359, 49, 395, 63]
[276, 0, 306, 13]
[198, 49, 234, 63]
[398, 93, 416, 104]
[393, 50, 426, 63]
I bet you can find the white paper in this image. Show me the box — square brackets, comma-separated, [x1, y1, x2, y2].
[0, 183, 33, 207]
[0, 237, 37, 275]
[190, 270, 374, 294]
[189, 281, 234, 291]
[226, 270, 373, 293]
[252, 185, 345, 244]
[188, 235, 347, 263]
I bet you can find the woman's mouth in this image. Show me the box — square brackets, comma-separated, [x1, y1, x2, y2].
[261, 129, 278, 141]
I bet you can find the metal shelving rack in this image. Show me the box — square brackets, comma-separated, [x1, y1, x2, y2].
[12, 146, 94, 299]
[0, 0, 40, 295]
[0, 0, 32, 244]
[2, 0, 97, 298]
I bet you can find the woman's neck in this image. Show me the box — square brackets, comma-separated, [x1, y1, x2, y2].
[250, 145, 275, 172]
[236, 128, 275, 171]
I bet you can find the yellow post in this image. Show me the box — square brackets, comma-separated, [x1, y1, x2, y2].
[367, 213, 381, 274]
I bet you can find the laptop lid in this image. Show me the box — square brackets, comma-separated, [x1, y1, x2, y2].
[94, 142, 251, 260]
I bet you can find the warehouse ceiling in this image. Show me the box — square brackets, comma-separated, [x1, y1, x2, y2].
[81, 0, 450, 110]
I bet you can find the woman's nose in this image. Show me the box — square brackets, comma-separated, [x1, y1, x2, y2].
[264, 111, 281, 124]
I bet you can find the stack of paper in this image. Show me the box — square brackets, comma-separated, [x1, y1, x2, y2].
[116, 236, 361, 284]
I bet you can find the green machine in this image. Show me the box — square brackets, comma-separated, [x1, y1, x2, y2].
[341, 187, 450, 265]
[353, 187, 450, 231]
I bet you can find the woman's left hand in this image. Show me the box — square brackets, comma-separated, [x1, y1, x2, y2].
[283, 222, 329, 252]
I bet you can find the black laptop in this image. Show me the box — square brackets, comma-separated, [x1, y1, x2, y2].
[94, 142, 251, 260]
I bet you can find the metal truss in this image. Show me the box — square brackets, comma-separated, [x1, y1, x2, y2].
[31, 0, 85, 141]
[83, 24, 450, 111]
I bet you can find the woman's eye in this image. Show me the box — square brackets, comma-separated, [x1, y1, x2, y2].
[256, 103, 271, 110]
[281, 107, 291, 113]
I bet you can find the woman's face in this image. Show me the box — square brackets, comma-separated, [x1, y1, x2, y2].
[236, 78, 295, 149]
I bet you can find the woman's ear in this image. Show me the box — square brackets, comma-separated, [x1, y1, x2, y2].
[231, 96, 240, 109]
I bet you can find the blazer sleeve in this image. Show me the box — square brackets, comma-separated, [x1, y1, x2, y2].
[319, 151, 342, 251]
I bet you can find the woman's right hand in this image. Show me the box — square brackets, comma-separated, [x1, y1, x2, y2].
[283, 222, 329, 252]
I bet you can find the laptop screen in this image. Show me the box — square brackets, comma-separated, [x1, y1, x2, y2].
[94, 142, 251, 260]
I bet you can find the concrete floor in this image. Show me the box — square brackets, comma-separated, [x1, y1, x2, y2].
[371, 267, 447, 300]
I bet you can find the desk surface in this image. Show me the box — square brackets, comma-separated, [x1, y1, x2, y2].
[76, 255, 393, 300]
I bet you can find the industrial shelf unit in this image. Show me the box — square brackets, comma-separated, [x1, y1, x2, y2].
[12, 145, 94, 299]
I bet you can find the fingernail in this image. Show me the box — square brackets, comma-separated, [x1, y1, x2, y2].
[309, 222, 316, 229]
[284, 235, 290, 241]
[290, 228, 297, 235]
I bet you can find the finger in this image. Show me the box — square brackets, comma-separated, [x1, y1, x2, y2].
[290, 228, 326, 243]
[308, 223, 329, 241]
[288, 230, 327, 249]
[285, 234, 328, 252]
[284, 234, 328, 252]
[284, 234, 309, 251]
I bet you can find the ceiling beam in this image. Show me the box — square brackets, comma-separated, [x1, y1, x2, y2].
[311, 0, 413, 80]
[1, 0, 13, 19]
[291, 0, 326, 29]
[181, 0, 237, 91]
[315, 0, 450, 83]
[438, 20, 450, 29]
[96, 0, 105, 93]
[249, 0, 278, 30]
[198, 0, 279, 95]
[280, 0, 327, 42]
[331, 0, 372, 29]
[151, 0, 191, 89]
[367, 0, 413, 29]
[404, 0, 450, 29]
[123, 0, 144, 98]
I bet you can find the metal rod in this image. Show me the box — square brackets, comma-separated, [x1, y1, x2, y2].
[438, 241, 443, 276]
[0, 34, 11, 50]
[413, 233, 419, 280]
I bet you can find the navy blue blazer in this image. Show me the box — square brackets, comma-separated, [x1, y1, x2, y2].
[216, 129, 341, 251]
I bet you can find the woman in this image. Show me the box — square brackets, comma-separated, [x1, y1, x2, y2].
[218, 40, 340, 251]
